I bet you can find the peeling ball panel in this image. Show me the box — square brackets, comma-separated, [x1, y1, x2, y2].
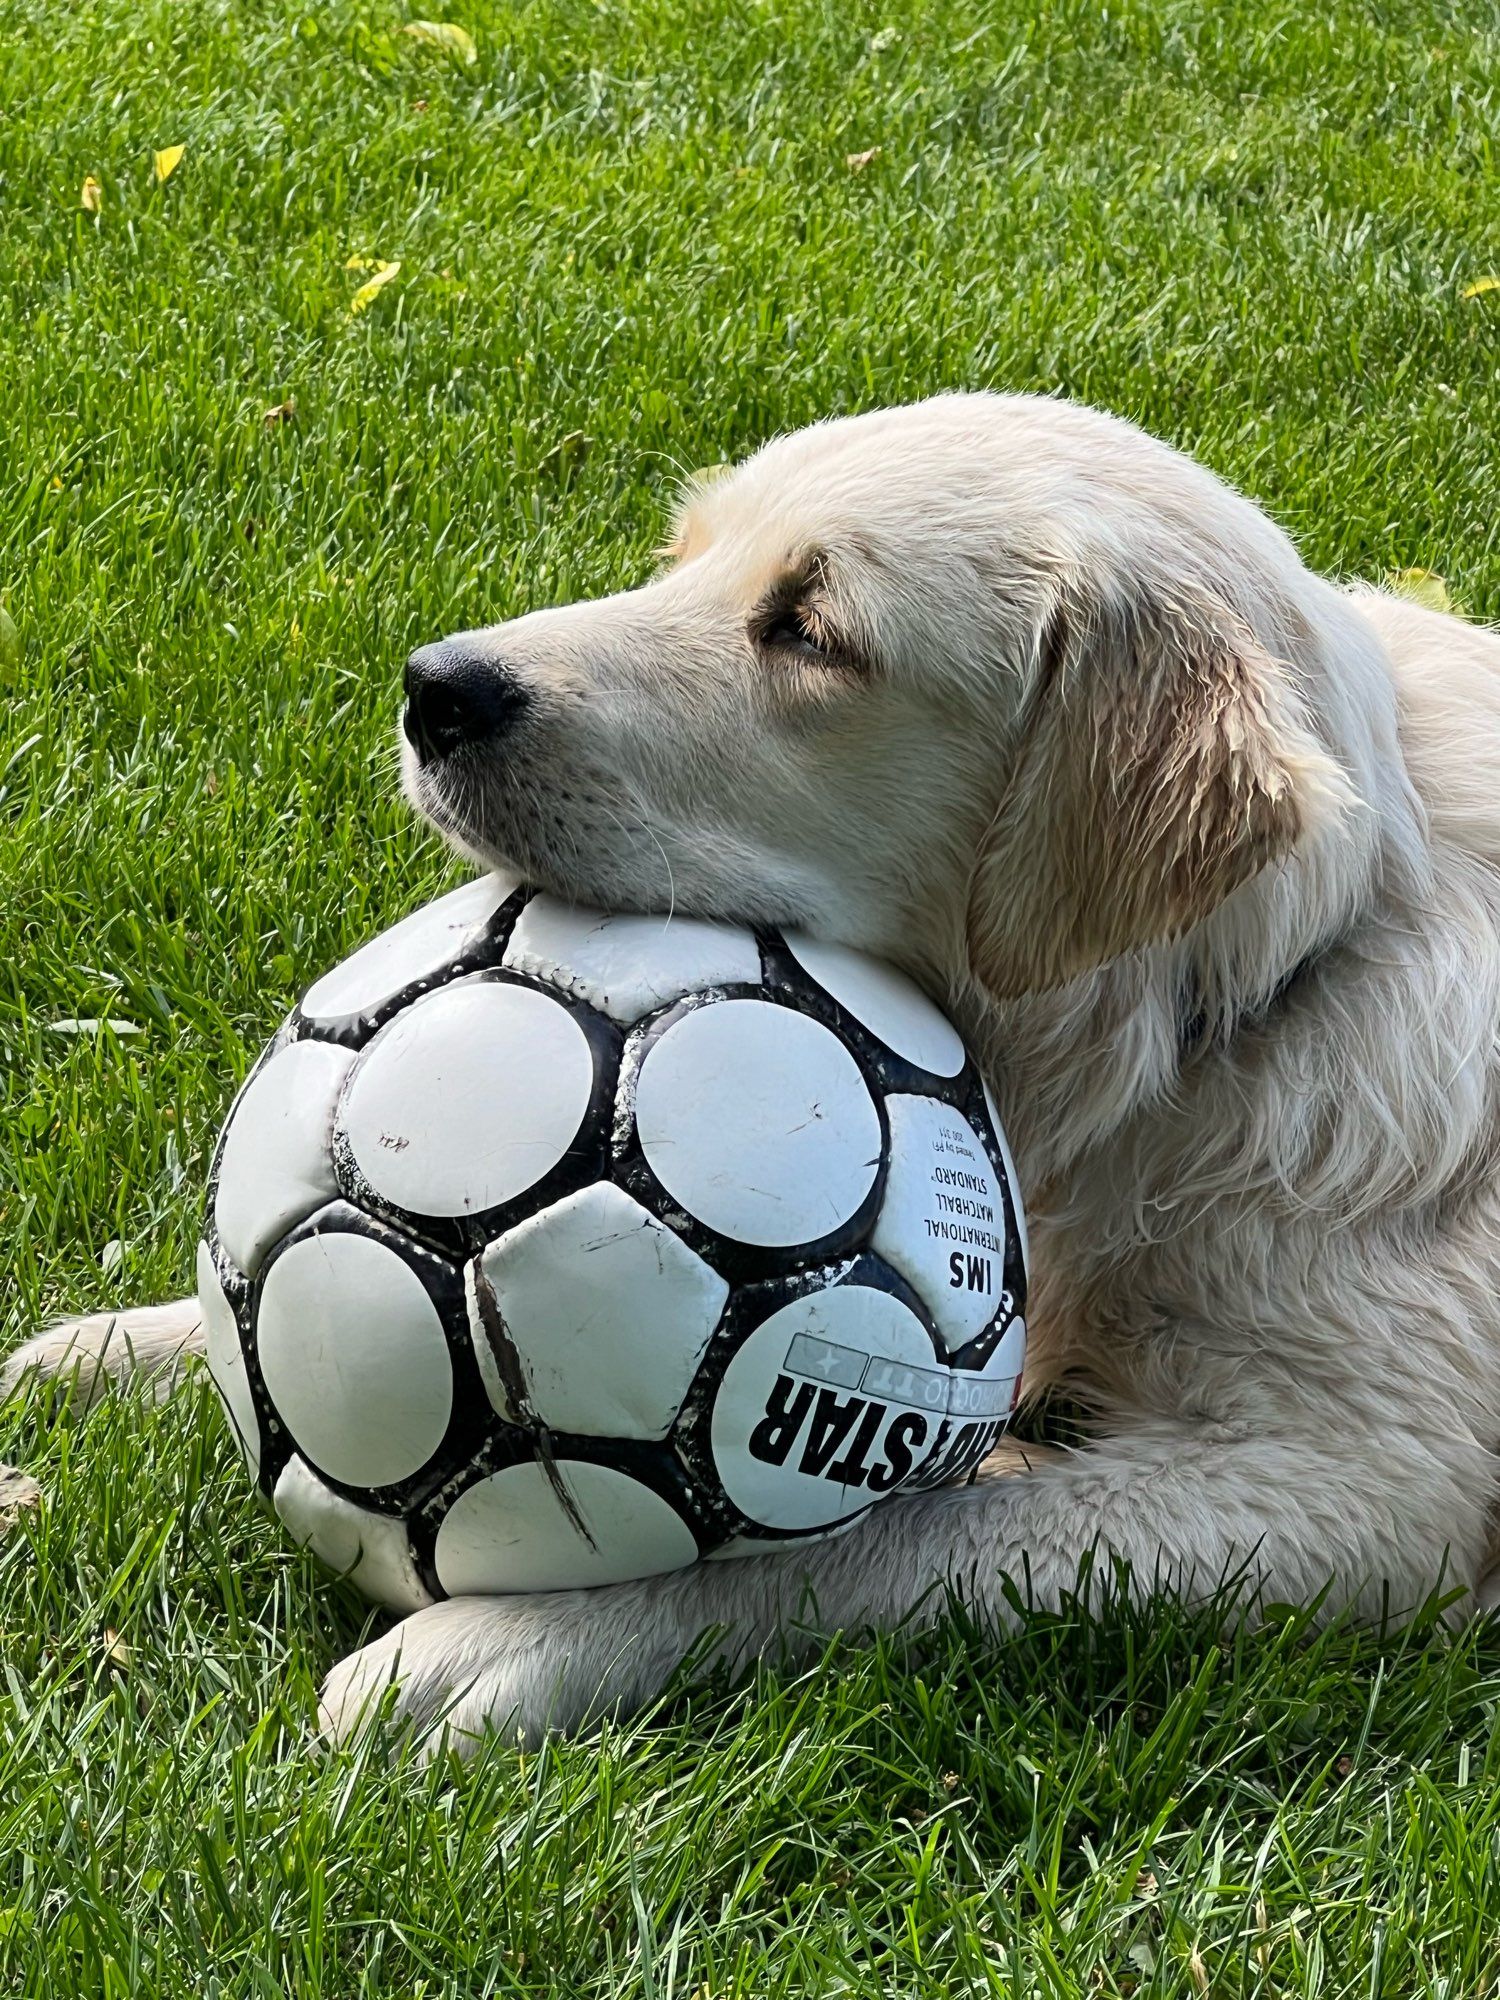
[299, 872, 520, 1036]
[782, 931, 966, 1077]
[465, 1259, 519, 1423]
[213, 1040, 353, 1276]
[477, 1182, 728, 1439]
[432, 1458, 700, 1594]
[256, 1228, 455, 1489]
[197, 1240, 260, 1475]
[505, 896, 762, 1024]
[707, 1284, 946, 1530]
[634, 1000, 883, 1249]
[274, 1455, 435, 1613]
[339, 979, 600, 1223]
[872, 1096, 1013, 1352]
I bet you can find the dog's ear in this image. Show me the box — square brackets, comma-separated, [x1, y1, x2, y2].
[966, 587, 1347, 999]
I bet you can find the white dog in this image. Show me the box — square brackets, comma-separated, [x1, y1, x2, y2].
[10, 392, 1500, 1751]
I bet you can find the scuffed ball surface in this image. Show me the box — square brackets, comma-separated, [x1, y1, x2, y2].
[633, 1000, 884, 1251]
[338, 979, 601, 1223]
[476, 1182, 729, 1438]
[201, 878, 1027, 1600]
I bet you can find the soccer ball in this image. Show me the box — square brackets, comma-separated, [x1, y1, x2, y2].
[198, 875, 1028, 1609]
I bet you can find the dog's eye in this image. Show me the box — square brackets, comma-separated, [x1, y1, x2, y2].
[759, 607, 827, 659]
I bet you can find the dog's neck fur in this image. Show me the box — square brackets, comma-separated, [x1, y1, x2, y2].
[952, 587, 1432, 1283]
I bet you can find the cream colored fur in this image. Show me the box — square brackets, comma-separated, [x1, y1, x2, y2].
[8, 393, 1500, 1752]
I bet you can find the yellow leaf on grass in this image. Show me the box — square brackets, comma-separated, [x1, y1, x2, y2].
[345, 253, 383, 271]
[1463, 275, 1500, 299]
[154, 144, 186, 183]
[845, 146, 882, 172]
[404, 19, 477, 62]
[80, 174, 102, 213]
[349, 261, 402, 316]
[1388, 567, 1452, 613]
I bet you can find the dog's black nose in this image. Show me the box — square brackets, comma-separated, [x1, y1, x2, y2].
[403, 645, 529, 761]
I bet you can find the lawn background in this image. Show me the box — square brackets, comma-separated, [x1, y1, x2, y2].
[2, 0, 1499, 1990]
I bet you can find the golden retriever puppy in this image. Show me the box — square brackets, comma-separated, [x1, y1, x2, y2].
[10, 392, 1500, 1752]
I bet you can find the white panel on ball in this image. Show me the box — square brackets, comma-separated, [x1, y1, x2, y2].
[213, 1039, 354, 1276]
[782, 932, 966, 1077]
[433, 1459, 699, 1594]
[340, 980, 595, 1218]
[274, 1454, 435, 1612]
[504, 896, 762, 1025]
[257, 1232, 454, 1488]
[635, 1000, 882, 1247]
[709, 1286, 946, 1530]
[300, 872, 516, 1026]
[477, 1183, 728, 1438]
[872, 1096, 1009, 1352]
[197, 1240, 259, 1474]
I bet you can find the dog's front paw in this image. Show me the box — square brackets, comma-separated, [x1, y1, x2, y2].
[317, 1584, 697, 1757]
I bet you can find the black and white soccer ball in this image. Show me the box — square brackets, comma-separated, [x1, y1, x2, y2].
[198, 875, 1028, 1610]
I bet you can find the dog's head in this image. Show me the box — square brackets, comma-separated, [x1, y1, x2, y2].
[403, 393, 1348, 1000]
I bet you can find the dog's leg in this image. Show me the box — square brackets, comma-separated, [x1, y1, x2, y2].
[318, 1422, 1486, 1753]
[1, 1300, 205, 1407]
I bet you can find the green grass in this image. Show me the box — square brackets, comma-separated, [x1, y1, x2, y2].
[2, 0, 1498, 1988]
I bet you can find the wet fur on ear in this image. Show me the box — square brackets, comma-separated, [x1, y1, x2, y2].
[967, 588, 1349, 999]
